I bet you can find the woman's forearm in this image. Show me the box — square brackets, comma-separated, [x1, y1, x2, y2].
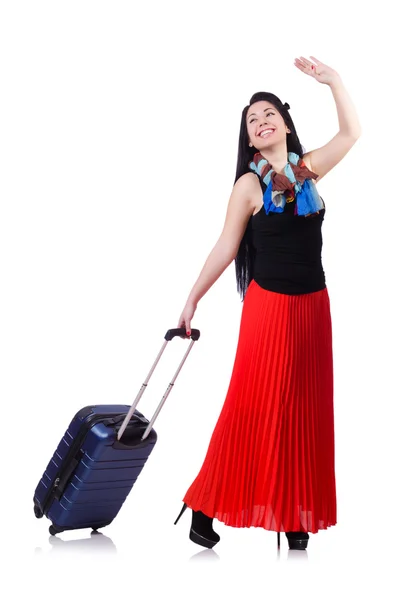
[186, 236, 235, 305]
[329, 76, 361, 138]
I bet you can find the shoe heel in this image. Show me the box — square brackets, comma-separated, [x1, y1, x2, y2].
[174, 502, 188, 525]
[277, 532, 280, 548]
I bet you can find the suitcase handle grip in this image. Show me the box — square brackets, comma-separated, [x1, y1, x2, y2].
[165, 328, 200, 341]
[116, 326, 200, 441]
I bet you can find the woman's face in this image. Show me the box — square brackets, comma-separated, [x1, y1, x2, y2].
[246, 101, 288, 150]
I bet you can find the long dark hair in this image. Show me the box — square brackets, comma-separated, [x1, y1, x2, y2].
[234, 92, 305, 301]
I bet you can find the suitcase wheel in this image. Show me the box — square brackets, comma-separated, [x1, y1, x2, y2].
[49, 525, 62, 536]
[34, 504, 43, 519]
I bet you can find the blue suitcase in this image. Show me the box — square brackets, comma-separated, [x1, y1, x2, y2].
[33, 327, 200, 536]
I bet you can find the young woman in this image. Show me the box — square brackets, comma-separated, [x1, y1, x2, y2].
[174, 56, 361, 551]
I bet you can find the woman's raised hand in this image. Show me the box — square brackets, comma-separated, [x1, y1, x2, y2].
[294, 56, 340, 86]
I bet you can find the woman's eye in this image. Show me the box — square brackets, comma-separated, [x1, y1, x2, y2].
[249, 112, 274, 124]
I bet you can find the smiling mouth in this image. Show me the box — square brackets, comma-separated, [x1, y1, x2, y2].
[258, 129, 275, 139]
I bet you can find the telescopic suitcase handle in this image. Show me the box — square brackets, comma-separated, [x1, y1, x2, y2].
[117, 327, 200, 441]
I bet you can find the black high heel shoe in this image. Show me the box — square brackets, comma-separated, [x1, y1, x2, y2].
[174, 503, 220, 549]
[282, 531, 309, 550]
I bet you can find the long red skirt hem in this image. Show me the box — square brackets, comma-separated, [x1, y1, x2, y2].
[183, 279, 337, 534]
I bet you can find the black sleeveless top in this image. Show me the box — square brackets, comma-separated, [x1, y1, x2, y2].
[251, 196, 327, 295]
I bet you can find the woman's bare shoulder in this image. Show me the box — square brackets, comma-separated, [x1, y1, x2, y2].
[230, 172, 262, 216]
[234, 172, 261, 191]
[302, 153, 322, 184]
[235, 171, 258, 183]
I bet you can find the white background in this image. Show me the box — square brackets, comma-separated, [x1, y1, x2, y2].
[1, 0, 395, 597]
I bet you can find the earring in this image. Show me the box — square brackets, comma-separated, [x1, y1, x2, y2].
[249, 143, 253, 147]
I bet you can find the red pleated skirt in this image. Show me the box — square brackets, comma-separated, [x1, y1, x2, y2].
[183, 279, 336, 533]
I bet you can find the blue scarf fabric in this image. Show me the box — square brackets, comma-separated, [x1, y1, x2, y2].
[249, 152, 325, 216]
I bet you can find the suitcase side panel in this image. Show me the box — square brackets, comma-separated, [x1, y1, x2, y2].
[46, 421, 157, 531]
[33, 405, 132, 513]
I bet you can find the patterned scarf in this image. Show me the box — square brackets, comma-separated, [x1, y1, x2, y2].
[248, 151, 325, 216]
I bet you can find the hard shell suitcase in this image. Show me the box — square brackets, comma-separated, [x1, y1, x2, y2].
[33, 327, 200, 535]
